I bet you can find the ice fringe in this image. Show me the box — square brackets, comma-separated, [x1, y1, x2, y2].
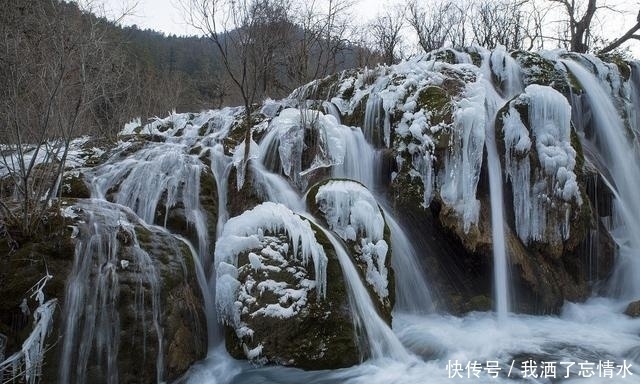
[315, 180, 389, 299]
[0, 275, 56, 384]
[214, 202, 329, 328]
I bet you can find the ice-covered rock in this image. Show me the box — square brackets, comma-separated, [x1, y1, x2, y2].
[214, 202, 359, 369]
[308, 180, 393, 318]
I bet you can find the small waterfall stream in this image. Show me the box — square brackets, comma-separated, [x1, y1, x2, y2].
[563, 59, 640, 298]
[481, 48, 523, 318]
[59, 201, 164, 384]
[308, 217, 412, 361]
[210, 143, 232, 240]
[485, 111, 510, 319]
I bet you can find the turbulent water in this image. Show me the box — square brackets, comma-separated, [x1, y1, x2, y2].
[185, 298, 640, 383]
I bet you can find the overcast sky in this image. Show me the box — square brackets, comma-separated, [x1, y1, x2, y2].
[102, 0, 640, 56]
[104, 0, 393, 37]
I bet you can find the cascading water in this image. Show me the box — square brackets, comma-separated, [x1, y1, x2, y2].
[563, 59, 640, 298]
[384, 212, 434, 313]
[330, 127, 376, 189]
[210, 143, 232, 239]
[89, 141, 210, 268]
[307, 218, 412, 361]
[320, 105, 434, 313]
[480, 47, 524, 318]
[58, 201, 163, 384]
[322, 101, 342, 124]
[15, 47, 640, 384]
[485, 106, 510, 319]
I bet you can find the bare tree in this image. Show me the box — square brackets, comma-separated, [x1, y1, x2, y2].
[407, 0, 458, 53]
[0, 0, 132, 238]
[471, 0, 531, 50]
[285, 0, 356, 87]
[183, 0, 292, 162]
[599, 10, 640, 54]
[548, 0, 601, 52]
[540, 0, 640, 54]
[369, 6, 405, 64]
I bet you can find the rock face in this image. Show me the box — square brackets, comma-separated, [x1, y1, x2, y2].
[0, 199, 208, 383]
[307, 47, 618, 314]
[625, 301, 640, 318]
[215, 202, 358, 369]
[307, 179, 394, 322]
[56, 201, 207, 383]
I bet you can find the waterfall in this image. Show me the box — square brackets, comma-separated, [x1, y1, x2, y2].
[58, 201, 163, 384]
[485, 110, 510, 319]
[563, 60, 640, 299]
[250, 161, 305, 212]
[322, 101, 342, 124]
[308, 218, 412, 361]
[330, 126, 377, 190]
[324, 116, 434, 313]
[384, 211, 434, 313]
[176, 236, 219, 349]
[89, 142, 210, 269]
[481, 49, 522, 319]
[363, 93, 391, 148]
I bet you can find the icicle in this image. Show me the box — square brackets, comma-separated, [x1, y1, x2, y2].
[215, 202, 328, 303]
[439, 81, 486, 232]
[232, 137, 260, 191]
[502, 84, 580, 244]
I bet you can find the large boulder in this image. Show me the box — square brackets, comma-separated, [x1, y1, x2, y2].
[624, 300, 640, 318]
[215, 202, 359, 369]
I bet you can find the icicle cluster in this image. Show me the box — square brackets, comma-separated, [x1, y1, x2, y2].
[0, 275, 56, 384]
[502, 84, 581, 243]
[215, 202, 329, 329]
[315, 180, 389, 299]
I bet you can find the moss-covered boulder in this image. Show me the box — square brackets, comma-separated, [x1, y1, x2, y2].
[0, 200, 208, 383]
[492, 84, 614, 313]
[215, 202, 358, 369]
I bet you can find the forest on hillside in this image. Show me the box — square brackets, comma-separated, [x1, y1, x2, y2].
[3, 0, 639, 142]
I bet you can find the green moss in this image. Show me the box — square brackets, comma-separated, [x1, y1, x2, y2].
[599, 53, 631, 81]
[341, 85, 354, 100]
[226, 165, 264, 217]
[417, 86, 452, 126]
[513, 51, 574, 94]
[61, 173, 90, 198]
[341, 94, 368, 127]
[198, 122, 210, 136]
[465, 295, 492, 312]
[429, 49, 456, 64]
[157, 121, 174, 132]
